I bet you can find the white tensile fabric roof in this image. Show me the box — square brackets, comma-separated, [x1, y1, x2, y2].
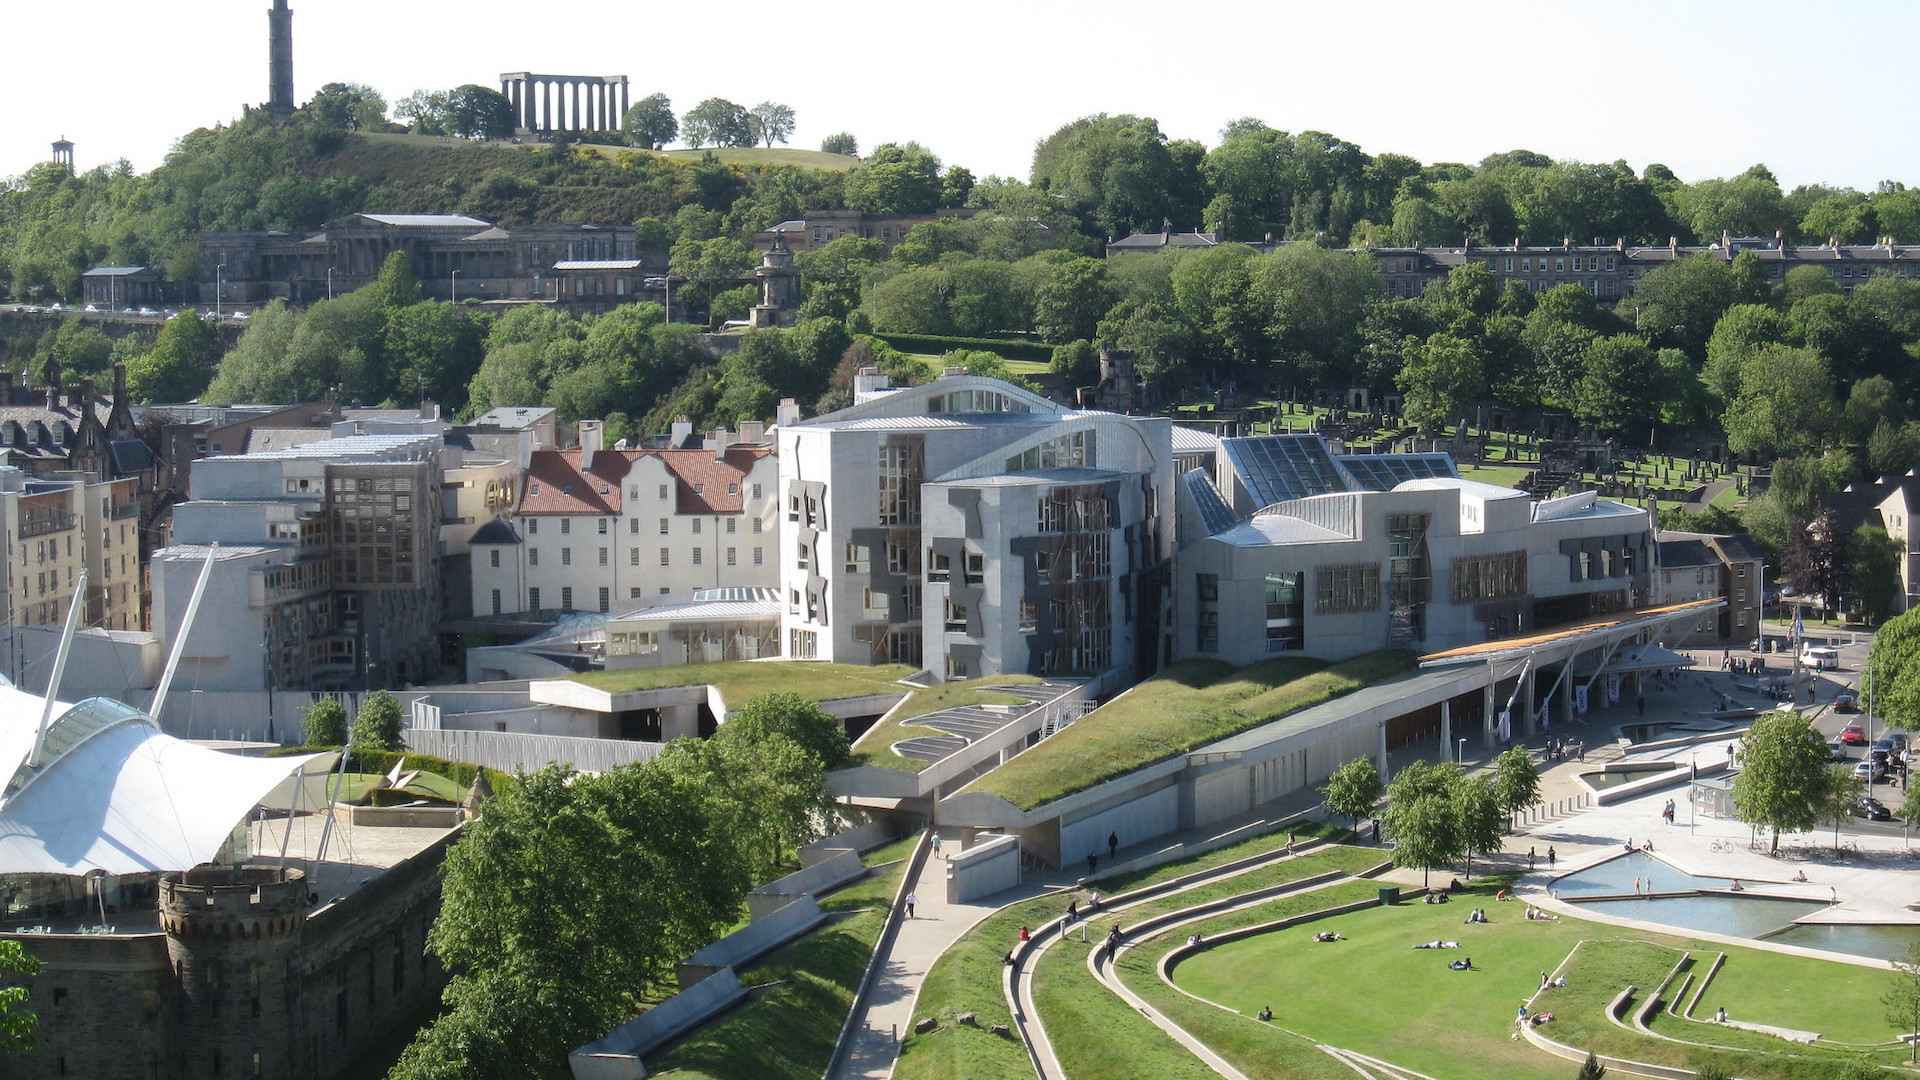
[0, 684, 333, 876]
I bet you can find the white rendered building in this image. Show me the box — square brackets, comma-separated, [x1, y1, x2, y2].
[778, 371, 1175, 680]
[468, 422, 780, 618]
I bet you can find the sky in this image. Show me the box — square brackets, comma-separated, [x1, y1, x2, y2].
[8, 0, 1920, 197]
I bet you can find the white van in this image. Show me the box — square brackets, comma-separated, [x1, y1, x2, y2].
[1801, 645, 1840, 670]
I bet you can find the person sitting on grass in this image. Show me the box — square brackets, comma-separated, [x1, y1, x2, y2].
[1792, 870, 1808, 882]
[1448, 957, 1473, 970]
[1257, 1006, 1273, 1021]
[1314, 930, 1342, 941]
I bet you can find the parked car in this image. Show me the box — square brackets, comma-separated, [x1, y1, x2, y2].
[1827, 737, 1849, 762]
[1802, 645, 1841, 670]
[83, 304, 99, 313]
[1872, 738, 1898, 762]
[1833, 692, 1859, 713]
[1853, 759, 1885, 783]
[1840, 722, 1868, 745]
[1850, 796, 1893, 821]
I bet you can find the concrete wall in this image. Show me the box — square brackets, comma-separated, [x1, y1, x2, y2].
[570, 967, 748, 1078]
[745, 848, 864, 921]
[798, 819, 896, 866]
[678, 895, 825, 987]
[405, 728, 665, 775]
[1060, 783, 1180, 872]
[944, 832, 1021, 903]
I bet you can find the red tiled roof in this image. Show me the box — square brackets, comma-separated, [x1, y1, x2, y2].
[519, 450, 632, 515]
[518, 446, 772, 516]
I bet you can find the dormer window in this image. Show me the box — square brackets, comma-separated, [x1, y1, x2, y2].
[694, 484, 704, 494]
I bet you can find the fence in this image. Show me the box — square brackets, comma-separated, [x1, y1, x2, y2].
[403, 728, 665, 774]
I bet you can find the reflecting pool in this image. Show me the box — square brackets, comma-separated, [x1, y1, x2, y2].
[1762, 922, 1920, 962]
[1574, 894, 1828, 939]
[1550, 849, 1732, 899]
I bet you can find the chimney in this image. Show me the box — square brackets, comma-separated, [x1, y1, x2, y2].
[708, 428, 729, 460]
[739, 420, 766, 444]
[419, 396, 438, 421]
[670, 414, 692, 447]
[75, 379, 93, 410]
[45, 384, 60, 410]
[1562, 236, 1572, 251]
[853, 367, 890, 397]
[112, 361, 126, 403]
[577, 419, 603, 470]
[1512, 237, 1521, 251]
[1616, 237, 1626, 252]
[775, 398, 800, 428]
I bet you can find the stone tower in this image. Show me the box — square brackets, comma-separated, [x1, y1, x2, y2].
[50, 137, 73, 174]
[161, 865, 308, 1077]
[267, 0, 294, 115]
[749, 231, 800, 329]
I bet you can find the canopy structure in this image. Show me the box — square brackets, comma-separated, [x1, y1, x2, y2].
[0, 684, 332, 876]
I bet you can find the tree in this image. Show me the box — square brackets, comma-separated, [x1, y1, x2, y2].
[1783, 508, 1848, 621]
[443, 85, 516, 140]
[1031, 256, 1114, 344]
[1573, 334, 1666, 437]
[820, 132, 858, 156]
[1492, 745, 1542, 823]
[1397, 333, 1484, 435]
[1730, 711, 1837, 854]
[303, 698, 348, 747]
[1575, 1052, 1607, 1080]
[620, 93, 677, 149]
[1866, 608, 1920, 732]
[305, 82, 386, 131]
[682, 98, 752, 149]
[351, 690, 405, 754]
[1050, 339, 1100, 386]
[1887, 940, 1920, 1063]
[125, 307, 220, 402]
[844, 143, 942, 216]
[748, 102, 796, 147]
[394, 89, 450, 135]
[1322, 757, 1383, 832]
[1848, 523, 1901, 625]
[1454, 774, 1504, 878]
[0, 940, 40, 1057]
[1723, 345, 1838, 458]
[1383, 760, 1466, 886]
[718, 692, 849, 769]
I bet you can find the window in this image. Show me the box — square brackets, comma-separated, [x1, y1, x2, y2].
[659, 518, 670, 534]
[630, 547, 639, 566]
[789, 628, 818, 659]
[598, 547, 608, 566]
[629, 518, 638, 534]
[751, 483, 762, 500]
[846, 542, 871, 572]
[659, 484, 669, 499]
[928, 551, 950, 582]
[489, 550, 500, 568]
[693, 547, 703, 565]
[491, 589, 501, 615]
[1197, 611, 1219, 652]
[528, 548, 539, 567]
[693, 484, 704, 494]
[561, 519, 571, 535]
[1264, 572, 1305, 651]
[1317, 563, 1385, 613]
[727, 547, 737, 566]
[598, 587, 610, 613]
[561, 548, 572, 566]
[597, 519, 608, 534]
[528, 587, 541, 609]
[561, 587, 573, 611]
[728, 482, 738, 494]
[1450, 552, 1525, 603]
[752, 518, 763, 533]
[797, 541, 810, 571]
[659, 547, 670, 566]
[726, 517, 736, 534]
[754, 546, 764, 566]
[527, 519, 538, 535]
[1020, 597, 1038, 632]
[1196, 573, 1218, 602]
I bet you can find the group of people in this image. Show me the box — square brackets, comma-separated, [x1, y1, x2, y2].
[1660, 798, 1678, 825]
[1313, 930, 1343, 942]
[1524, 846, 1559, 869]
[1465, 908, 1489, 924]
[1523, 905, 1559, 921]
[1542, 736, 1584, 762]
[1539, 971, 1568, 990]
[1423, 891, 1451, 904]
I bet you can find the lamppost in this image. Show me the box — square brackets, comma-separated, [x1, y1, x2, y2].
[327, 266, 336, 301]
[1689, 750, 1698, 832]
[451, 269, 461, 305]
[215, 264, 225, 319]
[1457, 738, 1467, 766]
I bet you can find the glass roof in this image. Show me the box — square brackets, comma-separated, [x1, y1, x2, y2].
[1221, 435, 1353, 506]
[1338, 453, 1459, 491]
[1181, 469, 1242, 535]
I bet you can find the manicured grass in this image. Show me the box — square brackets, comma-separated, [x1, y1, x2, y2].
[1174, 892, 1909, 1079]
[643, 843, 909, 1079]
[961, 651, 1416, 810]
[1458, 464, 1533, 489]
[894, 894, 1062, 1080]
[567, 661, 916, 705]
[847, 676, 1045, 774]
[654, 146, 862, 171]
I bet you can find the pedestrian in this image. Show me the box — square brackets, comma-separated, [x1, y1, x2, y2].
[1108, 831, 1119, 860]
[1547, 846, 1556, 868]
[1087, 851, 1098, 875]
[930, 830, 940, 850]
[1632, 876, 1641, 895]
[1371, 818, 1381, 843]
[1577, 741, 1585, 762]
[1066, 898, 1078, 923]
[1528, 846, 1536, 868]
[905, 892, 918, 919]
[1287, 831, 1296, 854]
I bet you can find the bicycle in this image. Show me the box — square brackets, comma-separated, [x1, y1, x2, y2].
[1708, 838, 1735, 853]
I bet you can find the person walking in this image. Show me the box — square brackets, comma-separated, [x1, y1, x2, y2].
[905, 892, 918, 919]
[1528, 846, 1537, 869]
[1108, 831, 1119, 860]
[1371, 818, 1381, 843]
[1087, 851, 1098, 875]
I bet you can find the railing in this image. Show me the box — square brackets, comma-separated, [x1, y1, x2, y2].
[18, 512, 74, 538]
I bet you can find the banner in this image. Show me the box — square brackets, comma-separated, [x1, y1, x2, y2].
[1607, 674, 1622, 705]
[1575, 685, 1589, 716]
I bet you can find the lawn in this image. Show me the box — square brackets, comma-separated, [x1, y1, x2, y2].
[1172, 889, 1909, 1079]
[960, 651, 1415, 810]
[1457, 464, 1533, 489]
[846, 675, 1045, 773]
[567, 660, 916, 704]
[643, 839, 912, 1079]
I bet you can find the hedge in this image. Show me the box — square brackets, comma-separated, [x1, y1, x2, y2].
[269, 745, 517, 798]
[871, 333, 1055, 363]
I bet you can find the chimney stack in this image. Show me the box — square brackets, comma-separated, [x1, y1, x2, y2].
[775, 398, 800, 428]
[577, 419, 603, 470]
[113, 361, 127, 403]
[670, 414, 692, 447]
[739, 420, 766, 444]
[710, 429, 729, 461]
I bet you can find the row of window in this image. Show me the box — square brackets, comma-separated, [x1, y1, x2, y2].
[520, 546, 764, 568]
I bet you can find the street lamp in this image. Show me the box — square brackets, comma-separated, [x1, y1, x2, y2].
[451, 268, 461, 305]
[327, 266, 336, 301]
[214, 264, 225, 319]
[1457, 738, 1467, 766]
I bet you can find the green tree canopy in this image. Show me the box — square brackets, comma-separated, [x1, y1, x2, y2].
[820, 132, 858, 156]
[682, 98, 752, 149]
[351, 690, 405, 754]
[621, 93, 677, 149]
[1322, 757, 1383, 832]
[303, 698, 348, 747]
[748, 102, 796, 148]
[1730, 711, 1839, 854]
[1383, 759, 1467, 886]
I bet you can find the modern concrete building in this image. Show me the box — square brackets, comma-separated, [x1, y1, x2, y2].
[777, 371, 1175, 680]
[1175, 462, 1653, 665]
[152, 433, 445, 691]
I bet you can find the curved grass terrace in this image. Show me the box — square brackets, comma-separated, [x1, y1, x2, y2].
[845, 675, 1046, 774]
[960, 650, 1415, 810]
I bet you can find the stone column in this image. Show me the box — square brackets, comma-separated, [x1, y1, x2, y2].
[1376, 722, 1390, 783]
[620, 79, 629, 123]
[541, 79, 553, 133]
[1483, 678, 1497, 748]
[571, 81, 582, 131]
[1439, 699, 1452, 762]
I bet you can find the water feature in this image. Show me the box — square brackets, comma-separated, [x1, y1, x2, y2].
[1762, 923, 1920, 962]
[1578, 762, 1680, 790]
[1550, 849, 1732, 898]
[1574, 895, 1828, 939]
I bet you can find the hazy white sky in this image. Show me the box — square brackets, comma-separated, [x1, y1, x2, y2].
[8, 0, 1918, 196]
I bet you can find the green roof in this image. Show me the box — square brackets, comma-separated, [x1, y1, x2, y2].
[961, 650, 1416, 810]
[567, 661, 916, 705]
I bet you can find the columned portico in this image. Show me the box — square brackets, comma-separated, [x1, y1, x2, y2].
[499, 73, 630, 135]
